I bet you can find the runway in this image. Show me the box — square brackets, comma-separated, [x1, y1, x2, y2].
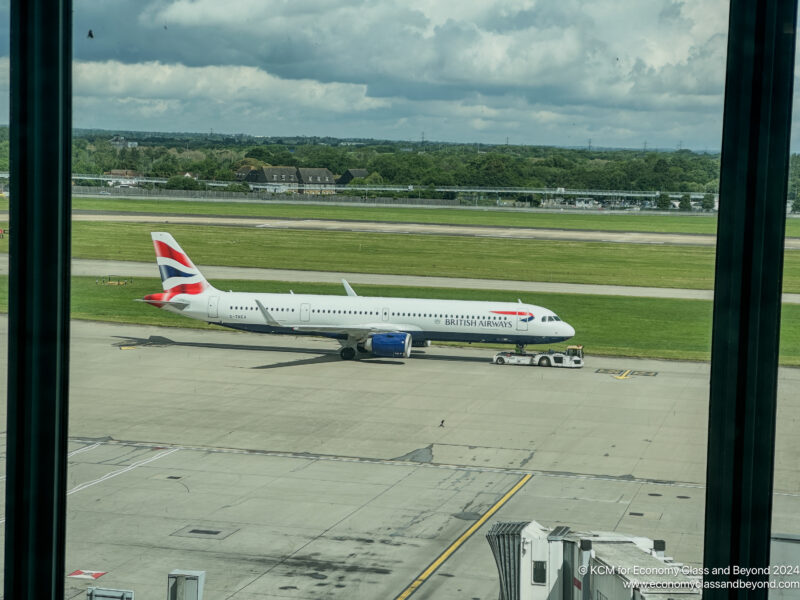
[71, 211, 800, 249]
[1, 319, 799, 598]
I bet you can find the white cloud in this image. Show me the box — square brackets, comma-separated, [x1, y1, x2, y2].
[0, 0, 791, 148]
[74, 60, 389, 113]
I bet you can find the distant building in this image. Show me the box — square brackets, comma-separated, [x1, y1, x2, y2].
[245, 166, 300, 191]
[336, 169, 369, 185]
[235, 165, 257, 181]
[297, 167, 336, 194]
[244, 166, 336, 194]
[109, 136, 138, 149]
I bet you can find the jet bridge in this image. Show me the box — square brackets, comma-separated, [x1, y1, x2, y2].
[486, 520, 700, 600]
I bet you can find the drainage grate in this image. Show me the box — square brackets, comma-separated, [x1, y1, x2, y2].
[171, 525, 238, 540]
[189, 529, 220, 536]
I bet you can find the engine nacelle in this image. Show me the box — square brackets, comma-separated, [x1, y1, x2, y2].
[363, 333, 412, 358]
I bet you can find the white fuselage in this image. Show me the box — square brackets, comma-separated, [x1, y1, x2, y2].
[168, 290, 575, 346]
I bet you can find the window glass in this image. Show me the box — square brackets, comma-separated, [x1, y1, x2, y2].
[532, 560, 547, 585]
[14, 1, 757, 598]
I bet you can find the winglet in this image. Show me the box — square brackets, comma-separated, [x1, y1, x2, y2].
[342, 279, 358, 297]
[255, 299, 282, 326]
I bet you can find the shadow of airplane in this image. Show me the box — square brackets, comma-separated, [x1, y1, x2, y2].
[112, 335, 410, 369]
[112, 335, 492, 368]
[409, 350, 492, 364]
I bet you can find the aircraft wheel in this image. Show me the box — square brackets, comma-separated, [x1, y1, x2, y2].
[340, 347, 356, 360]
[538, 357, 551, 367]
[496, 357, 505, 365]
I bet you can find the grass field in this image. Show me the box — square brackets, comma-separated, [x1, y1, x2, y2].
[4, 195, 800, 236]
[0, 221, 718, 289]
[66, 196, 728, 235]
[1, 275, 798, 364]
[2, 221, 798, 292]
[66, 196, 800, 237]
[68, 196, 735, 234]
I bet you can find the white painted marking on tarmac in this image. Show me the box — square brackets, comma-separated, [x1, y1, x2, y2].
[0, 448, 180, 525]
[68, 443, 102, 458]
[67, 448, 179, 496]
[0, 443, 101, 483]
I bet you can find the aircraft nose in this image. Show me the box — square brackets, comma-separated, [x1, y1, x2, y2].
[563, 322, 575, 338]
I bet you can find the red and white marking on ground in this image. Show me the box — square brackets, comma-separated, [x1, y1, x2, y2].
[67, 570, 107, 580]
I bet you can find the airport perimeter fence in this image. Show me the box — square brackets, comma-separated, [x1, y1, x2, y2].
[71, 185, 461, 207]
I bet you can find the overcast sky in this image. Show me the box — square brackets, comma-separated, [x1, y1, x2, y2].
[3, 0, 799, 150]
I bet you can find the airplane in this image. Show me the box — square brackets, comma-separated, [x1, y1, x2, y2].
[140, 232, 576, 360]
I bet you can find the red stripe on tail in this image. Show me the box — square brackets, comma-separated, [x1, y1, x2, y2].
[146, 282, 207, 307]
[163, 281, 206, 295]
[153, 240, 194, 268]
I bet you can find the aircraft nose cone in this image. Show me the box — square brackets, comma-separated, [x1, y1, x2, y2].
[564, 323, 575, 338]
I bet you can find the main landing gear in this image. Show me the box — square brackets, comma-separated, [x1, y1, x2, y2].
[340, 347, 357, 360]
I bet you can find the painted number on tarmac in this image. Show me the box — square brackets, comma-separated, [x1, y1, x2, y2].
[595, 368, 658, 379]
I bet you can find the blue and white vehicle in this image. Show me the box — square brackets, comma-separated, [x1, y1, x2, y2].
[141, 232, 576, 360]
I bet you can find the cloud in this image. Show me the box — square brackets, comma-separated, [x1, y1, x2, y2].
[5, 0, 800, 148]
[74, 60, 388, 112]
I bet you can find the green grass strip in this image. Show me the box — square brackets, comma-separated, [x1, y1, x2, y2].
[4, 195, 800, 235]
[3, 221, 800, 291]
[65, 196, 749, 236]
[4, 220, 798, 292]
[0, 221, 724, 290]
[0, 276, 798, 365]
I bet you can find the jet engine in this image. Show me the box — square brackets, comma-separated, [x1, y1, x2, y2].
[362, 333, 412, 358]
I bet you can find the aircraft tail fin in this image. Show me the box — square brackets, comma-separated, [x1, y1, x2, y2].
[149, 232, 215, 296]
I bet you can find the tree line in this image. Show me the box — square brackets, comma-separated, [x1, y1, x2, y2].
[0, 127, 799, 205]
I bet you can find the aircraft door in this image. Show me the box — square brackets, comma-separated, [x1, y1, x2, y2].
[516, 312, 529, 331]
[382, 307, 390, 322]
[300, 303, 310, 322]
[208, 296, 219, 319]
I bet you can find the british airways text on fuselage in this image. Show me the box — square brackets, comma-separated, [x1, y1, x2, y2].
[445, 318, 513, 328]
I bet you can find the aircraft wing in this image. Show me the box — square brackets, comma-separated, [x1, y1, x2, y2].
[290, 323, 420, 341]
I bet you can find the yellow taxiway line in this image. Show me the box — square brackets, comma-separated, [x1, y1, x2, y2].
[394, 473, 532, 600]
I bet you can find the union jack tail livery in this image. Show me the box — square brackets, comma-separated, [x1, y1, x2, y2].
[142, 232, 216, 308]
